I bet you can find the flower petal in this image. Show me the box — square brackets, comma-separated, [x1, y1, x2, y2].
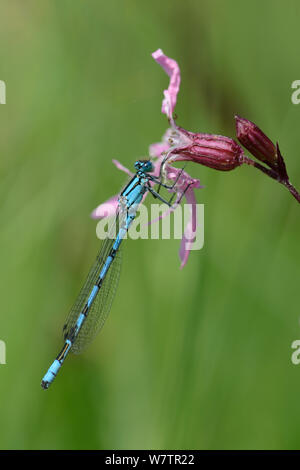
[112, 159, 133, 177]
[149, 142, 170, 159]
[147, 206, 174, 226]
[152, 49, 181, 119]
[165, 165, 202, 193]
[91, 195, 119, 219]
[179, 187, 198, 269]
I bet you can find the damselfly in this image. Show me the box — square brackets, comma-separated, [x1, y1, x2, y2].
[41, 159, 189, 389]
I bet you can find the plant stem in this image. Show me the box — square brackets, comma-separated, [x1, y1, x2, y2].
[243, 156, 278, 180]
[243, 155, 300, 204]
[282, 180, 300, 203]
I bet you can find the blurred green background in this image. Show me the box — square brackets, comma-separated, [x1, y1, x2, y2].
[0, 0, 300, 450]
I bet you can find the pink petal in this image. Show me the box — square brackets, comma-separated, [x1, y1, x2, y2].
[147, 206, 174, 226]
[179, 187, 198, 269]
[112, 159, 133, 177]
[165, 165, 202, 192]
[152, 49, 181, 119]
[145, 162, 202, 267]
[149, 142, 170, 159]
[91, 195, 119, 219]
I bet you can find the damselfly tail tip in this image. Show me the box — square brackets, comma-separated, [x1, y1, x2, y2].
[41, 380, 49, 390]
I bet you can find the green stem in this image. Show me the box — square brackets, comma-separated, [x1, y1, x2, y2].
[243, 156, 300, 204]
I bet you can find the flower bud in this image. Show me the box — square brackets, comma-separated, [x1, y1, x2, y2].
[235, 115, 277, 165]
[169, 127, 244, 171]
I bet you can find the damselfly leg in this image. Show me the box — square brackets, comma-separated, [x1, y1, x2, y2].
[148, 161, 191, 208]
[148, 179, 192, 208]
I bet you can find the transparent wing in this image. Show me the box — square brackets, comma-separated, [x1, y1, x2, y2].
[62, 211, 122, 354]
[71, 248, 121, 354]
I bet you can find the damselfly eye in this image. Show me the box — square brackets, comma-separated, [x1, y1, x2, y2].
[134, 160, 153, 172]
[144, 161, 154, 172]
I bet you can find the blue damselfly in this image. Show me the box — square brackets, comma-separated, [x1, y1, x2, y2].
[41, 160, 189, 389]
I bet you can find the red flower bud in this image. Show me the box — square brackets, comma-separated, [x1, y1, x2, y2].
[235, 115, 277, 165]
[169, 127, 244, 171]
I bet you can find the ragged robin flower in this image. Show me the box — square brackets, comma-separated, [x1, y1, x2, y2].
[92, 48, 300, 271]
[151, 49, 244, 175]
[152, 48, 300, 204]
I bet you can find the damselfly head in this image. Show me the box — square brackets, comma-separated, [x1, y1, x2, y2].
[134, 160, 154, 173]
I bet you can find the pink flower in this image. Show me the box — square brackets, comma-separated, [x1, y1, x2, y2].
[151, 49, 180, 120]
[152, 49, 244, 173]
[235, 115, 289, 183]
[151, 49, 300, 207]
[234, 115, 287, 181]
[92, 49, 203, 268]
[235, 115, 277, 165]
[168, 127, 244, 171]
